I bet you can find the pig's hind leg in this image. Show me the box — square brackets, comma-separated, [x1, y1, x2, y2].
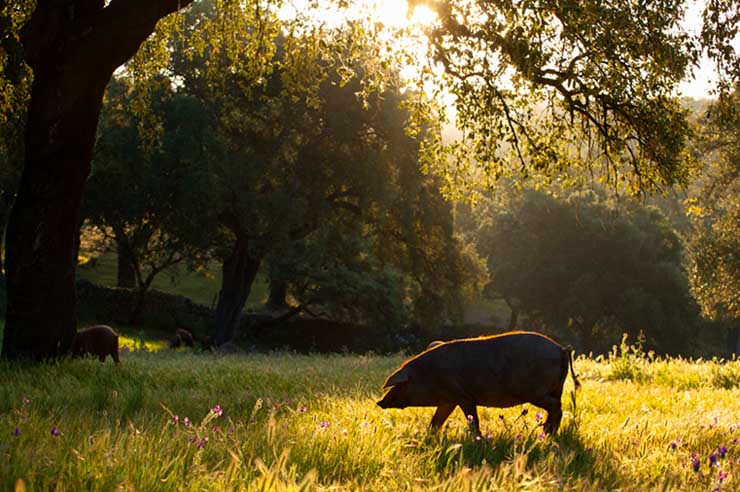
[429, 403, 456, 431]
[533, 394, 562, 434]
[457, 401, 481, 435]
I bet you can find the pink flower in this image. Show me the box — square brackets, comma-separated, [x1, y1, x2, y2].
[22, 396, 30, 406]
[212, 405, 223, 417]
[51, 427, 59, 437]
[172, 415, 180, 425]
[183, 417, 191, 427]
[299, 406, 307, 413]
[319, 421, 330, 429]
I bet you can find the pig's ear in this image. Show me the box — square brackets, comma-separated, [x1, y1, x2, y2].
[382, 367, 409, 388]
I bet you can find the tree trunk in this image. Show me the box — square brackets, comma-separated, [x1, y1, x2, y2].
[0, 191, 10, 276]
[267, 279, 288, 308]
[213, 235, 261, 346]
[1, 0, 192, 360]
[729, 325, 740, 358]
[115, 238, 136, 289]
[2, 76, 106, 359]
[508, 307, 519, 331]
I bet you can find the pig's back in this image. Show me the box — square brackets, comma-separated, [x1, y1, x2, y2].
[411, 332, 564, 407]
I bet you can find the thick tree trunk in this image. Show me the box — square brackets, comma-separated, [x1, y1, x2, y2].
[213, 235, 261, 346]
[2, 72, 106, 359]
[2, 0, 192, 360]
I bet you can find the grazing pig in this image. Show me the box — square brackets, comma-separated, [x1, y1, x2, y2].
[169, 328, 195, 349]
[377, 331, 580, 434]
[71, 325, 120, 363]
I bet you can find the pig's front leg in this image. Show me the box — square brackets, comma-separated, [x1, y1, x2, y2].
[429, 403, 456, 431]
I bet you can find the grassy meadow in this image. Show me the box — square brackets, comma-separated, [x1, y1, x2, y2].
[2, 344, 740, 491]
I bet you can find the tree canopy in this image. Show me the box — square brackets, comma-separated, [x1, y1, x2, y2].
[466, 186, 700, 353]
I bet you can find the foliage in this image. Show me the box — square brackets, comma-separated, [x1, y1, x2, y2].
[85, 77, 212, 310]
[2, 353, 740, 490]
[467, 186, 700, 354]
[411, 0, 701, 197]
[687, 87, 740, 321]
[116, 5, 480, 333]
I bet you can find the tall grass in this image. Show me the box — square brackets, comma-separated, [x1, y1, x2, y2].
[2, 350, 740, 491]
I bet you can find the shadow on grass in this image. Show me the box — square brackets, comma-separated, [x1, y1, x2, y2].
[412, 415, 622, 487]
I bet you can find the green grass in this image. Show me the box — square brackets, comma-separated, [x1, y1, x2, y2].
[2, 351, 740, 491]
[76, 251, 269, 310]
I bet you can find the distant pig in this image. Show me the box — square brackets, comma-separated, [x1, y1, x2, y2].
[169, 328, 195, 349]
[71, 325, 120, 363]
[377, 331, 580, 434]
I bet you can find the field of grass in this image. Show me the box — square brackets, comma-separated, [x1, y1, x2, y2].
[2, 342, 740, 491]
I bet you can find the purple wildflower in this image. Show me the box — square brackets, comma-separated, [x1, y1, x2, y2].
[535, 412, 543, 423]
[299, 406, 307, 413]
[514, 433, 521, 440]
[51, 427, 59, 437]
[692, 454, 701, 472]
[212, 405, 223, 417]
[718, 445, 728, 458]
[538, 432, 546, 440]
[718, 471, 728, 483]
[670, 441, 678, 451]
[733, 438, 739, 445]
[212, 425, 220, 433]
[475, 435, 482, 442]
[183, 417, 191, 428]
[197, 436, 209, 448]
[13, 427, 20, 436]
[190, 436, 198, 443]
[710, 453, 718, 466]
[466, 414, 475, 424]
[319, 421, 330, 429]
[172, 415, 180, 425]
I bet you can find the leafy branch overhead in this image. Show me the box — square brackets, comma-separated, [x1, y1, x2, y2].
[412, 0, 705, 194]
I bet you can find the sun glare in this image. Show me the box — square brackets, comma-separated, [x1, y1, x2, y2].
[371, 0, 438, 28]
[280, 0, 437, 29]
